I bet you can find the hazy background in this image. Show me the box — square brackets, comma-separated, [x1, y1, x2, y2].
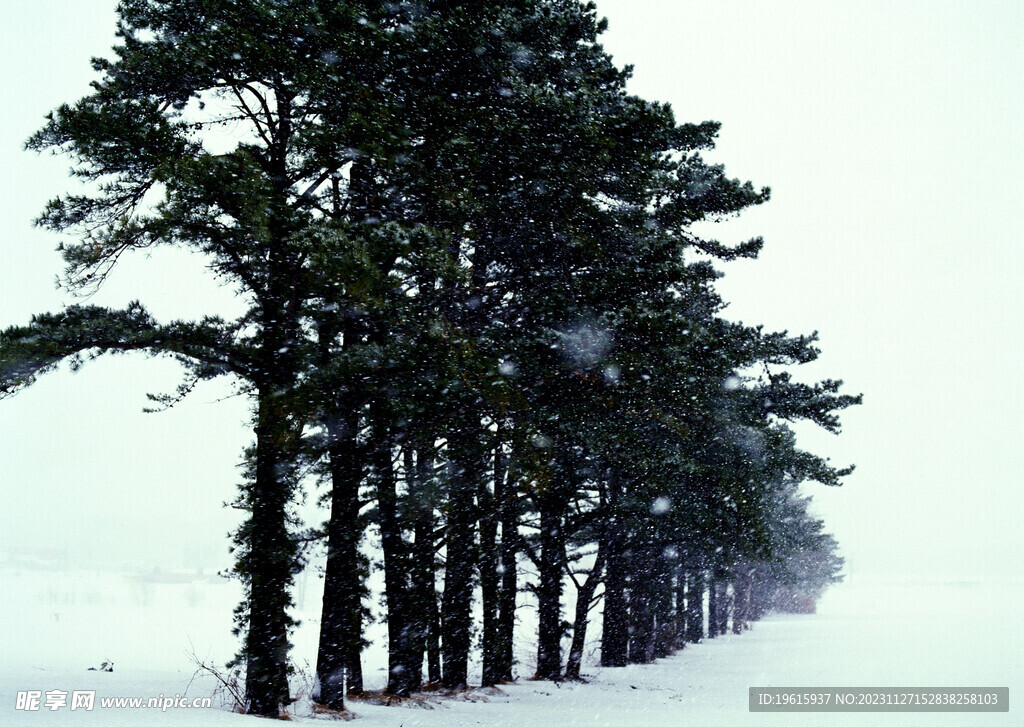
[2, 0, 1023, 581]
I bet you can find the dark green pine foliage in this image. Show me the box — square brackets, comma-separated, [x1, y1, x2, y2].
[437, 8, 774, 680]
[359, 0, 702, 686]
[581, 233, 860, 663]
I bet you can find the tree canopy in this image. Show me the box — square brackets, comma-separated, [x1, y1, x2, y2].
[1, 0, 859, 717]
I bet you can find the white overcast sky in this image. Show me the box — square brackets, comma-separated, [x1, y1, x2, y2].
[2, 1, 1023, 579]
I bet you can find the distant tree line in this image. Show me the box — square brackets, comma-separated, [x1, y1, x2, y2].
[0, 0, 857, 718]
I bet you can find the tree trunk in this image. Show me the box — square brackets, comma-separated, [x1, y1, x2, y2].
[685, 569, 704, 643]
[240, 236, 306, 716]
[374, 412, 420, 696]
[707, 570, 719, 640]
[242, 390, 298, 717]
[748, 576, 771, 622]
[315, 402, 365, 709]
[564, 543, 605, 680]
[404, 446, 431, 686]
[496, 440, 519, 682]
[479, 440, 504, 686]
[627, 550, 653, 664]
[673, 560, 687, 650]
[600, 475, 628, 668]
[534, 483, 566, 680]
[412, 447, 442, 685]
[718, 578, 731, 636]
[441, 437, 479, 690]
[732, 571, 748, 635]
[650, 547, 675, 659]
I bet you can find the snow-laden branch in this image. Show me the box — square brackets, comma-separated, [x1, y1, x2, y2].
[0, 302, 253, 398]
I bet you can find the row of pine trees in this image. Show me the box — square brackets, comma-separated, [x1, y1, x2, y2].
[0, 0, 858, 717]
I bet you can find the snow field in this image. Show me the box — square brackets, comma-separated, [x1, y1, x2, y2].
[2, 566, 1020, 726]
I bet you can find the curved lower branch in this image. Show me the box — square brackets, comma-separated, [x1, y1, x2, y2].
[0, 302, 254, 397]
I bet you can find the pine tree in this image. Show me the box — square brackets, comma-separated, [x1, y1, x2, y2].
[0, 0, 414, 714]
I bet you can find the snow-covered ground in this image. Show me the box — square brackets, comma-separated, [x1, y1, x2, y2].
[2, 565, 1020, 725]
